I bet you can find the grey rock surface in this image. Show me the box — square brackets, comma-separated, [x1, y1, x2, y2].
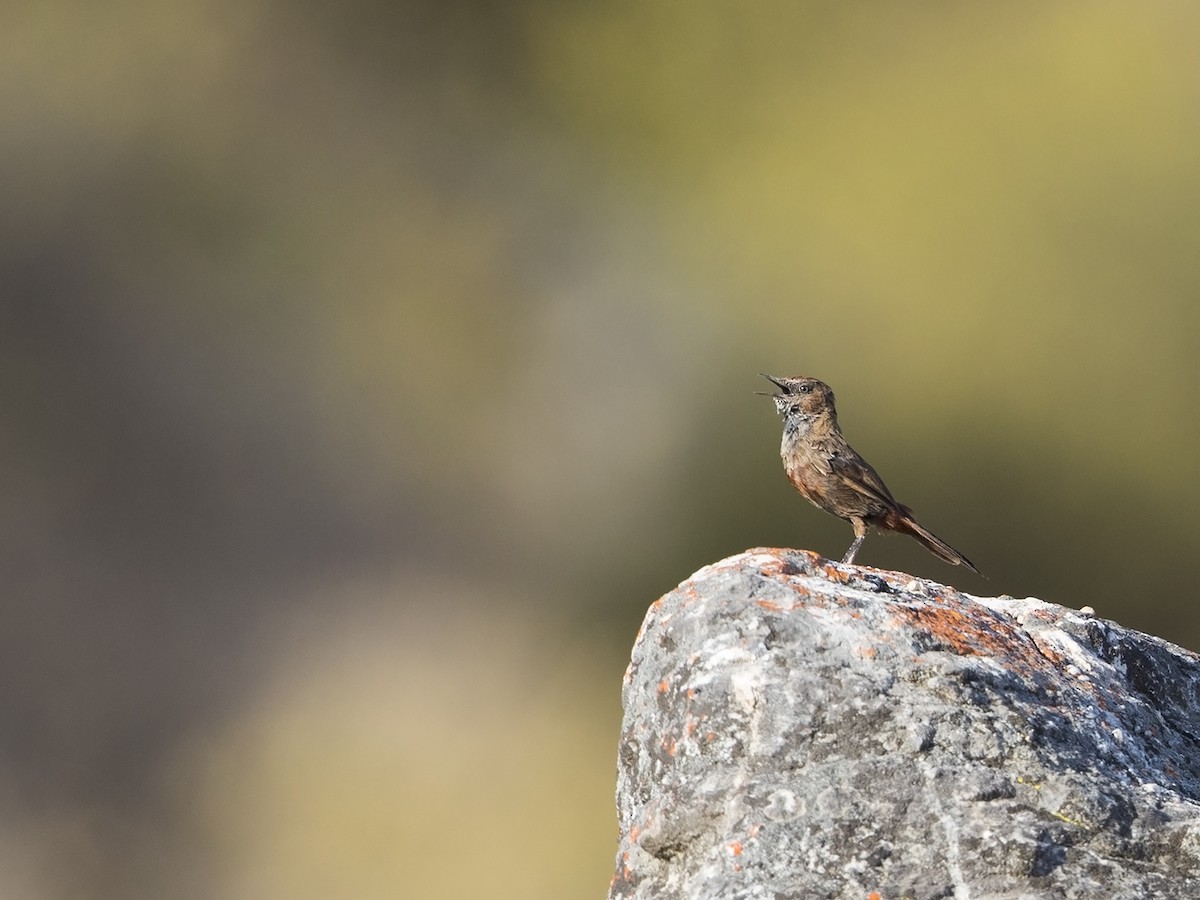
[608, 548, 1200, 900]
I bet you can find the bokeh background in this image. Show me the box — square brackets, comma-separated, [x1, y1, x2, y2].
[3, 2, 1200, 897]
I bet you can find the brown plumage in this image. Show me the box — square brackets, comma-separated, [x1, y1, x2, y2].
[759, 374, 979, 573]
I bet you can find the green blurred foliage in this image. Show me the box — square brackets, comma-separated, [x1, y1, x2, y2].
[2, 1, 1199, 898]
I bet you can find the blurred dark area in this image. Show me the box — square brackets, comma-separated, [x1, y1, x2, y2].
[2, 2, 1200, 898]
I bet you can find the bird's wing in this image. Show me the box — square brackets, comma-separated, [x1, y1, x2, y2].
[828, 450, 900, 509]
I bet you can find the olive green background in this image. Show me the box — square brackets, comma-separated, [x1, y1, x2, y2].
[3, 3, 1199, 897]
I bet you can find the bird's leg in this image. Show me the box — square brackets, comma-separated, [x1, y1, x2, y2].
[841, 535, 864, 564]
[842, 519, 868, 564]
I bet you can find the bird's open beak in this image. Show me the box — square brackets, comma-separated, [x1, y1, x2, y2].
[756, 373, 789, 396]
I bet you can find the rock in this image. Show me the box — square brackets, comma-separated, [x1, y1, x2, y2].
[608, 548, 1200, 900]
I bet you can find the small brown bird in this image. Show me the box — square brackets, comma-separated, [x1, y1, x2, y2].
[759, 374, 978, 573]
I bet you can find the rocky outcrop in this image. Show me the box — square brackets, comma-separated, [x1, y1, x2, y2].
[608, 548, 1200, 899]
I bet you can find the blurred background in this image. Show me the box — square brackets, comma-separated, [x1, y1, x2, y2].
[2, 1, 1199, 897]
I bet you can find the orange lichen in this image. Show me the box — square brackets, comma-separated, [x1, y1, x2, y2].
[756, 549, 812, 579]
[890, 599, 1080, 686]
[729, 841, 743, 856]
[899, 603, 1025, 659]
[658, 679, 670, 694]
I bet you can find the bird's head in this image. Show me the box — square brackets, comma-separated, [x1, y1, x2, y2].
[757, 374, 837, 422]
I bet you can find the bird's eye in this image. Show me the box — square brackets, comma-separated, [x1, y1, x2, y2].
[799, 384, 812, 393]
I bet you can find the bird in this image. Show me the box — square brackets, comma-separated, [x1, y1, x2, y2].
[758, 373, 979, 573]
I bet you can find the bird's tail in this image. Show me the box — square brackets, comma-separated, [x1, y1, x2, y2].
[898, 515, 981, 575]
